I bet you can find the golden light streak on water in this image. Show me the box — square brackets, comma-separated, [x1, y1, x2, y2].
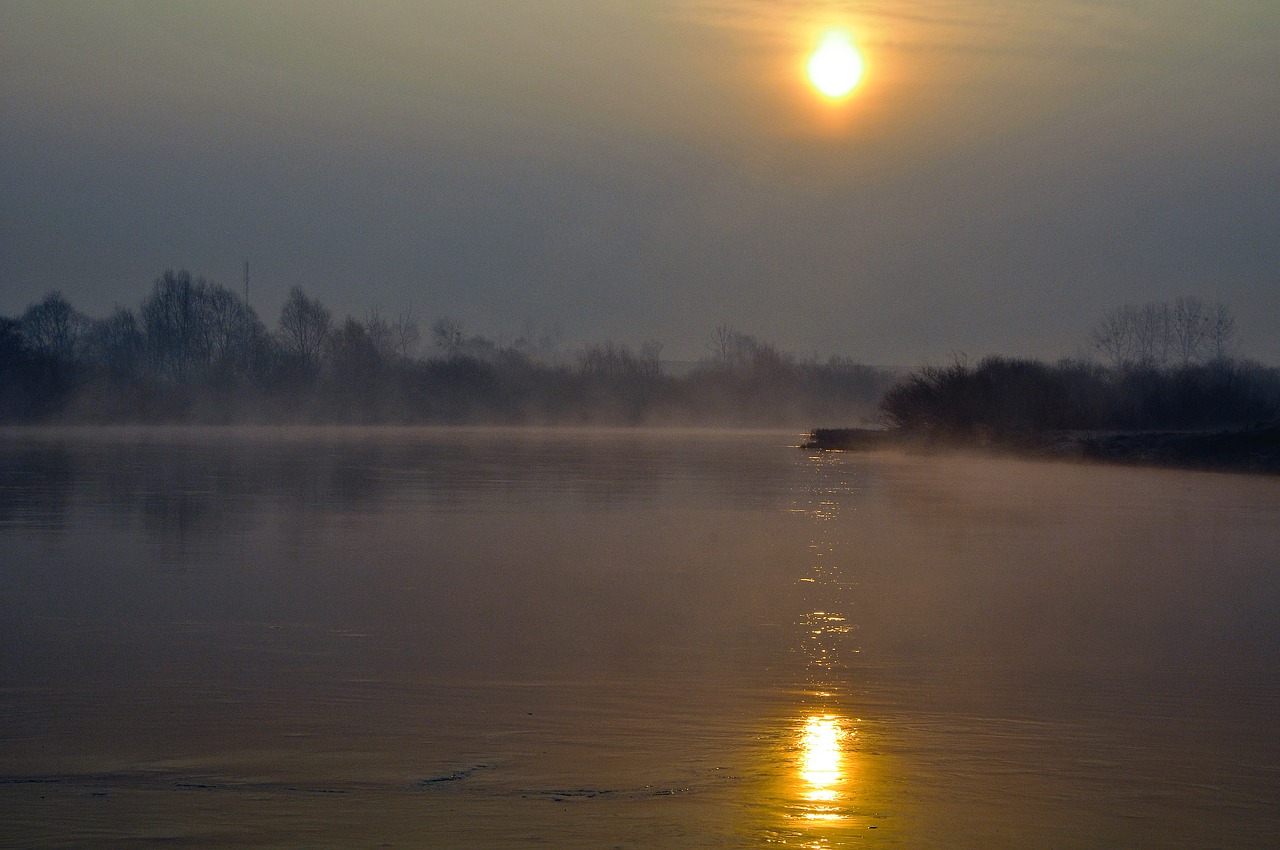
[798, 714, 848, 822]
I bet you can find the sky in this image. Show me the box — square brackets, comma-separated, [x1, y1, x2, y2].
[2, 0, 1278, 364]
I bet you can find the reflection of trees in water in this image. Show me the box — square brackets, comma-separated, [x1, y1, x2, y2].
[0, 443, 78, 533]
[0, 430, 799, 549]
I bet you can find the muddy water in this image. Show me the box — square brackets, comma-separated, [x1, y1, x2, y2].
[2, 427, 1278, 847]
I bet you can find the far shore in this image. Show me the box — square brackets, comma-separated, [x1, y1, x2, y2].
[802, 423, 1280, 475]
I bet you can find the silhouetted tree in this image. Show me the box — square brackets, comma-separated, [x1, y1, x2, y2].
[1206, 301, 1237, 361]
[0, 317, 39, 420]
[639, 339, 663, 379]
[705, 326, 791, 373]
[431, 317, 466, 357]
[580, 341, 645, 378]
[141, 270, 213, 382]
[83, 307, 145, 380]
[709, 324, 737, 365]
[320, 317, 387, 419]
[277, 286, 332, 371]
[205, 284, 261, 370]
[1091, 298, 1236, 368]
[19, 291, 83, 362]
[2, 296, 87, 420]
[392, 309, 421, 359]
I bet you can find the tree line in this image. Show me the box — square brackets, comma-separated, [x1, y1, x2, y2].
[0, 270, 894, 425]
[880, 299, 1279, 436]
[7, 281, 1271, 433]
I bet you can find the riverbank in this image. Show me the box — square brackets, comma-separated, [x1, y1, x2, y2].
[803, 423, 1280, 475]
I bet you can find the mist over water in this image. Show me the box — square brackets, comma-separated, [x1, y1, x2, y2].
[2, 428, 1279, 847]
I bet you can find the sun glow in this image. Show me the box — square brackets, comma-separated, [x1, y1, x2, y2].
[807, 31, 864, 99]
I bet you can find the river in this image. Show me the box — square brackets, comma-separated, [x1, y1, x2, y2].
[2, 427, 1278, 847]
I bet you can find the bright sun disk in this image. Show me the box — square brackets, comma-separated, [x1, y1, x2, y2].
[807, 32, 864, 99]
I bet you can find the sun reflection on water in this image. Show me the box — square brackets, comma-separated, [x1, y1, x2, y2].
[779, 453, 866, 838]
[798, 714, 849, 822]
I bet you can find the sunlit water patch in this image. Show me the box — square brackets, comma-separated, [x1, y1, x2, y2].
[798, 714, 847, 817]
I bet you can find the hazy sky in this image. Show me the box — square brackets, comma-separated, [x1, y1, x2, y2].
[3, 1, 1278, 363]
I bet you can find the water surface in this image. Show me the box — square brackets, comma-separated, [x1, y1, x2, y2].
[2, 427, 1279, 847]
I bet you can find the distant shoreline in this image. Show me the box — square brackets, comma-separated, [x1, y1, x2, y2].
[802, 424, 1280, 475]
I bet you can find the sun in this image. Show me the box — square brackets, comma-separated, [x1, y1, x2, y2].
[807, 31, 864, 99]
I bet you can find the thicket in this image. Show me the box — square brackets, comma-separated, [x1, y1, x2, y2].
[880, 355, 1280, 436]
[880, 298, 1278, 436]
[0, 271, 893, 426]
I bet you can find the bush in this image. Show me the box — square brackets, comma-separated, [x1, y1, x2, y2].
[880, 355, 1280, 436]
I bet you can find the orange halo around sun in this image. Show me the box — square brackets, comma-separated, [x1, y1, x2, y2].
[807, 31, 864, 99]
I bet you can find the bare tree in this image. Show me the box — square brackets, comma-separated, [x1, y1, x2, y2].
[83, 307, 144, 377]
[512, 321, 564, 365]
[1131, 302, 1170, 367]
[206, 284, 259, 367]
[20, 291, 83, 361]
[1170, 296, 1208, 364]
[639, 339, 664, 379]
[1207, 301, 1237, 361]
[392, 308, 421, 359]
[364, 309, 396, 361]
[1090, 298, 1235, 368]
[709, 324, 737, 365]
[327, 316, 383, 379]
[360, 307, 421, 361]
[431, 317, 465, 356]
[277, 286, 332, 369]
[1089, 306, 1136, 368]
[579, 341, 632, 378]
[141, 270, 215, 381]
